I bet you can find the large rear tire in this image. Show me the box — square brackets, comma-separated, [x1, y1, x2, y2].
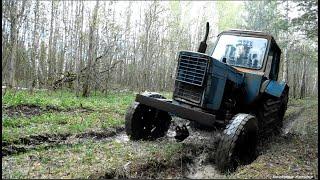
[125, 92, 171, 140]
[278, 87, 289, 122]
[255, 87, 289, 136]
[215, 113, 258, 173]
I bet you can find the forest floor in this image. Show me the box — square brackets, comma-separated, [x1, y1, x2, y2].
[2, 90, 318, 179]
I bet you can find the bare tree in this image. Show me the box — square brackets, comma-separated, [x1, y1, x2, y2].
[29, 0, 40, 93]
[7, 0, 27, 89]
[82, 0, 99, 97]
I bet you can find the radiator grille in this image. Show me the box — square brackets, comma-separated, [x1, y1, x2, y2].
[174, 53, 209, 104]
[176, 54, 208, 86]
[174, 82, 203, 104]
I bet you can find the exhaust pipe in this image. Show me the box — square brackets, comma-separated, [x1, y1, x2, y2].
[197, 22, 210, 53]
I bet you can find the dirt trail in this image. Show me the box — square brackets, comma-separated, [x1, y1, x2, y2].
[159, 117, 225, 178]
[167, 104, 311, 179]
[281, 105, 309, 135]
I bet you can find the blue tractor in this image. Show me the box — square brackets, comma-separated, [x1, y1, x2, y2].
[125, 23, 289, 172]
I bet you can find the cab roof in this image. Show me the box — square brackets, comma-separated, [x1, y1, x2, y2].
[219, 29, 274, 39]
[218, 29, 281, 54]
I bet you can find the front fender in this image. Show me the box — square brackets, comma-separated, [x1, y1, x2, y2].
[260, 80, 288, 98]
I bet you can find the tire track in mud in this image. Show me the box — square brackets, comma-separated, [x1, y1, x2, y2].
[180, 135, 224, 178]
[3, 104, 311, 178]
[114, 104, 312, 179]
[91, 141, 201, 179]
[2, 126, 125, 157]
[170, 118, 225, 179]
[282, 105, 308, 135]
[181, 104, 312, 179]
[92, 117, 225, 179]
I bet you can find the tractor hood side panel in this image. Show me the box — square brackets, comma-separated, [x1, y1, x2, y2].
[204, 58, 244, 110]
[242, 73, 264, 104]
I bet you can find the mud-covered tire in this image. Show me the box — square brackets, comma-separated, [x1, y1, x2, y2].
[215, 113, 258, 173]
[255, 86, 289, 136]
[278, 87, 289, 122]
[125, 92, 171, 140]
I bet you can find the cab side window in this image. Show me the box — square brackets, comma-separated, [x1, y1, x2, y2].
[265, 43, 280, 80]
[270, 51, 279, 80]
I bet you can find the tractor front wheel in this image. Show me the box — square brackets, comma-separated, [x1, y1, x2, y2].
[215, 113, 258, 173]
[125, 92, 171, 140]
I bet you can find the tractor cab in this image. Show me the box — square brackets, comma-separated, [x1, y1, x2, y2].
[211, 29, 282, 81]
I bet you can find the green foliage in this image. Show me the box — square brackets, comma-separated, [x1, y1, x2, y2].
[2, 139, 183, 179]
[216, 1, 243, 31]
[242, 1, 286, 38]
[292, 0, 318, 41]
[169, 1, 181, 18]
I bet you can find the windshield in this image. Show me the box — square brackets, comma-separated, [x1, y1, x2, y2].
[211, 34, 268, 69]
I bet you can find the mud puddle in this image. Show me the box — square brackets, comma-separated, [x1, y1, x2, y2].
[282, 106, 306, 135]
[88, 117, 224, 179]
[187, 163, 223, 179]
[2, 104, 94, 118]
[164, 117, 224, 178]
[65, 104, 319, 178]
[90, 108, 309, 179]
[2, 127, 125, 156]
[113, 131, 129, 143]
[183, 146, 224, 179]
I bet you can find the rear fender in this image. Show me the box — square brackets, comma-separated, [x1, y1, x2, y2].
[260, 80, 287, 98]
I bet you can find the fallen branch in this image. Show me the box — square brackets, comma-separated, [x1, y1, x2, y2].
[99, 60, 123, 74]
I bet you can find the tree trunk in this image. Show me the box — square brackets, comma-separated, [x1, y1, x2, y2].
[47, 0, 55, 88]
[312, 67, 318, 96]
[282, 47, 288, 82]
[82, 0, 99, 97]
[8, 0, 26, 89]
[30, 0, 39, 93]
[8, 9, 18, 88]
[282, 0, 289, 83]
[299, 54, 307, 99]
[76, 1, 84, 96]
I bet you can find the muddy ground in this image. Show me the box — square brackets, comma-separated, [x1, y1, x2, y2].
[2, 99, 318, 179]
[2, 104, 93, 118]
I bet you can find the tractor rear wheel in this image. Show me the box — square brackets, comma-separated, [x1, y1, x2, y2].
[125, 92, 171, 140]
[256, 87, 289, 136]
[215, 113, 258, 173]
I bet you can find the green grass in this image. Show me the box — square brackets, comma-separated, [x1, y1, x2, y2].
[2, 90, 317, 179]
[2, 90, 136, 111]
[288, 97, 318, 108]
[2, 90, 173, 142]
[3, 90, 173, 111]
[2, 90, 180, 179]
[231, 97, 318, 179]
[2, 90, 173, 143]
[2, 140, 183, 179]
[2, 111, 124, 143]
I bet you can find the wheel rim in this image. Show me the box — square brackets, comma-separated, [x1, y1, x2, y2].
[140, 105, 157, 138]
[133, 104, 170, 140]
